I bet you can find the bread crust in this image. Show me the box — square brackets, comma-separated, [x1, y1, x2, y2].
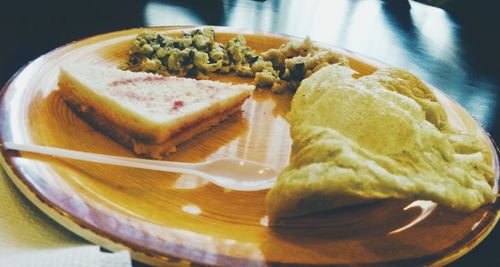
[62, 95, 244, 159]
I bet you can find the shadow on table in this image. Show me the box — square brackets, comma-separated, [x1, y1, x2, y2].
[152, 0, 226, 25]
[0, 0, 146, 87]
[445, 0, 500, 148]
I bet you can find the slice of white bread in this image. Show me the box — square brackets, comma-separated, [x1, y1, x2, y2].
[58, 63, 254, 158]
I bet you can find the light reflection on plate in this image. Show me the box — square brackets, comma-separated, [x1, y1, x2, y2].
[388, 200, 437, 235]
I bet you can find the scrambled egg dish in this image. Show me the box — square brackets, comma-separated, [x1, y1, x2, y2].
[122, 28, 347, 93]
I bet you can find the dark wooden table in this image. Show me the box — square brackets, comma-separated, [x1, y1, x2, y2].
[1, 0, 498, 266]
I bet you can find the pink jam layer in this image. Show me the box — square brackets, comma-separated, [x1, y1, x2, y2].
[107, 75, 224, 112]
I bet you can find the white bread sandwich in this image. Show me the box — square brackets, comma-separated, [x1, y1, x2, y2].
[57, 64, 254, 158]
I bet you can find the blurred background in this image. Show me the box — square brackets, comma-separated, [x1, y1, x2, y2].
[0, 0, 498, 266]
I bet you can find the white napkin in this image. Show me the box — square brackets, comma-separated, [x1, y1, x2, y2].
[0, 168, 132, 267]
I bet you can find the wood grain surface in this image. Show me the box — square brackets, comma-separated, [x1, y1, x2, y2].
[0, 26, 498, 266]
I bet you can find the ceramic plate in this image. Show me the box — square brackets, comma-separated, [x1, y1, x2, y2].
[0, 26, 498, 266]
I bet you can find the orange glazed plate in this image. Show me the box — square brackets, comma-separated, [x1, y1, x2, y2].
[0, 26, 498, 266]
